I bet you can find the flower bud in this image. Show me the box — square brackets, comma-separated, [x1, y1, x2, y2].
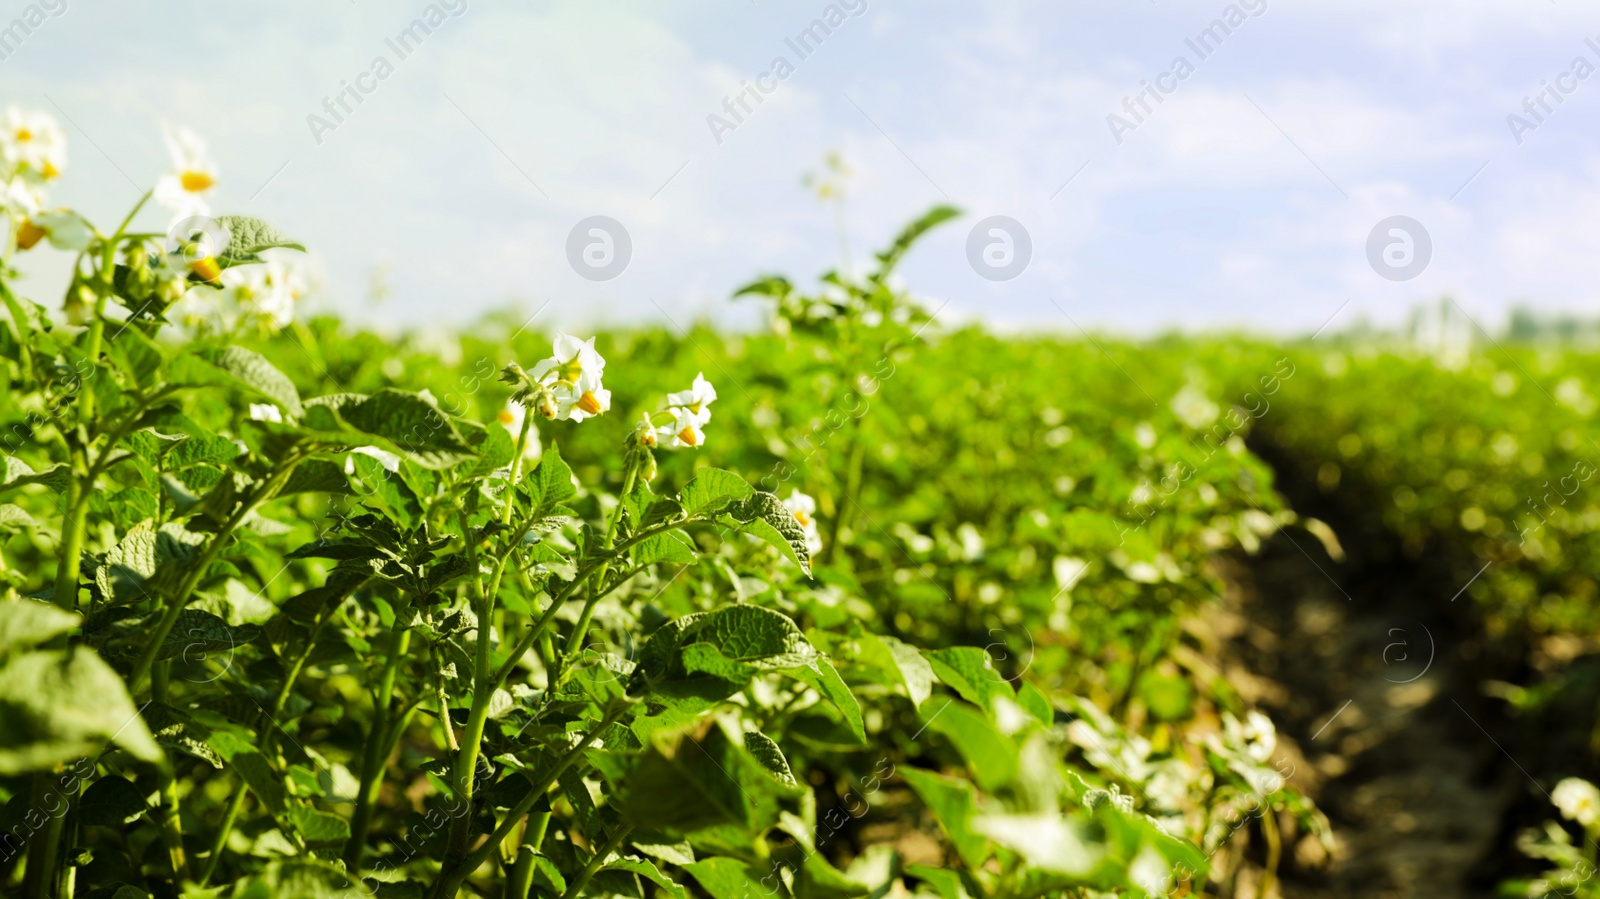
[15, 218, 44, 251]
[64, 283, 95, 325]
[158, 275, 189, 305]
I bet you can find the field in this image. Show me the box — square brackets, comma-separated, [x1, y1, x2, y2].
[3, 111, 1600, 899]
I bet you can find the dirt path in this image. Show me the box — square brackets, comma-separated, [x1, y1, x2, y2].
[1213, 531, 1523, 898]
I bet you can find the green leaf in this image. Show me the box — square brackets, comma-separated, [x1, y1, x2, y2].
[142, 701, 223, 768]
[601, 857, 686, 899]
[0, 648, 163, 773]
[906, 863, 972, 899]
[289, 802, 351, 848]
[209, 729, 287, 816]
[162, 427, 240, 469]
[0, 503, 37, 532]
[0, 599, 80, 654]
[630, 836, 694, 866]
[1, 457, 70, 494]
[618, 719, 801, 835]
[742, 730, 798, 789]
[685, 856, 777, 899]
[719, 490, 812, 576]
[677, 468, 752, 517]
[858, 633, 934, 707]
[527, 854, 566, 895]
[631, 531, 697, 566]
[928, 702, 1018, 792]
[158, 609, 259, 662]
[79, 775, 148, 827]
[637, 605, 816, 685]
[925, 646, 1011, 713]
[96, 521, 208, 605]
[876, 204, 961, 274]
[171, 346, 304, 418]
[215, 215, 307, 264]
[233, 858, 366, 899]
[280, 459, 353, 496]
[528, 443, 576, 510]
[900, 767, 990, 869]
[1017, 680, 1054, 725]
[467, 420, 515, 477]
[304, 389, 476, 469]
[789, 654, 865, 744]
[732, 275, 793, 300]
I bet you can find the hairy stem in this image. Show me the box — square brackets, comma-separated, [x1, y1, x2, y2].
[431, 705, 625, 899]
[344, 622, 413, 874]
[559, 824, 633, 899]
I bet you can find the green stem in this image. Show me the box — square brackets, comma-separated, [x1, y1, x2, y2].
[503, 411, 534, 525]
[129, 456, 302, 697]
[561, 457, 639, 661]
[431, 705, 626, 899]
[344, 623, 412, 874]
[559, 824, 633, 899]
[19, 773, 67, 899]
[504, 810, 552, 899]
[50, 456, 88, 611]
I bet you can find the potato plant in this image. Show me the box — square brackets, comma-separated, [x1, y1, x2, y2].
[0, 112, 1324, 899]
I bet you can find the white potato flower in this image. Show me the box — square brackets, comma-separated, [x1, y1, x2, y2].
[551, 375, 611, 422]
[0, 107, 66, 181]
[248, 404, 283, 423]
[783, 490, 823, 554]
[656, 406, 708, 449]
[1554, 778, 1600, 828]
[222, 256, 304, 331]
[524, 333, 609, 423]
[666, 372, 717, 419]
[531, 332, 605, 387]
[650, 373, 718, 449]
[1, 176, 41, 217]
[153, 126, 217, 221]
[1170, 383, 1220, 430]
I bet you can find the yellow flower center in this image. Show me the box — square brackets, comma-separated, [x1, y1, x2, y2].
[15, 128, 31, 142]
[576, 391, 603, 416]
[187, 256, 222, 283]
[794, 510, 811, 526]
[40, 160, 59, 180]
[678, 426, 699, 446]
[180, 170, 215, 193]
[498, 409, 516, 426]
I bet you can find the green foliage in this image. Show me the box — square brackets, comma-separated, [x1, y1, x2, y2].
[0, 170, 1320, 899]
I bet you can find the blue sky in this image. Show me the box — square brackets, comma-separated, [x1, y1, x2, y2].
[5, 0, 1599, 336]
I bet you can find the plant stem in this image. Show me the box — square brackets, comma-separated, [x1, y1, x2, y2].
[558, 824, 632, 899]
[19, 773, 67, 899]
[344, 622, 412, 875]
[503, 810, 551, 899]
[431, 706, 625, 899]
[503, 411, 534, 525]
[561, 456, 639, 661]
[129, 456, 302, 697]
[1259, 805, 1281, 899]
